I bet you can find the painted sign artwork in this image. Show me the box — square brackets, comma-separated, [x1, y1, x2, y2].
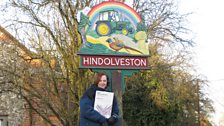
[78, 1, 148, 56]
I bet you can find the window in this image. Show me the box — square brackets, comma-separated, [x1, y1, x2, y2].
[0, 117, 8, 126]
[0, 119, 3, 126]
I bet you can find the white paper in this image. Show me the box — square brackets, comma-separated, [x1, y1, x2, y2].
[94, 91, 114, 118]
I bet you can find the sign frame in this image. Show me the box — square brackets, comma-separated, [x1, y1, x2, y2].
[78, 53, 149, 70]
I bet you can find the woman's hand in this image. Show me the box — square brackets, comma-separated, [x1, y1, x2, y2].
[107, 114, 118, 124]
[102, 121, 109, 126]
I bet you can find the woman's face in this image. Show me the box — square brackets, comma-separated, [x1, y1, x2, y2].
[97, 75, 107, 89]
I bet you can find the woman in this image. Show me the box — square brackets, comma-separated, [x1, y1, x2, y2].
[80, 72, 119, 126]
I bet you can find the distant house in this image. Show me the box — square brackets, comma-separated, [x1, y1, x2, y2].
[0, 25, 59, 126]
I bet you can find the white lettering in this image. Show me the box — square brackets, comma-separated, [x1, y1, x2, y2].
[83, 57, 89, 65]
[134, 59, 141, 66]
[81, 56, 148, 68]
[120, 58, 125, 66]
[92, 57, 97, 65]
[141, 59, 147, 66]
[104, 58, 110, 65]
[111, 58, 116, 66]
[115, 58, 120, 65]
[98, 58, 104, 65]
[130, 58, 135, 66]
[125, 59, 130, 66]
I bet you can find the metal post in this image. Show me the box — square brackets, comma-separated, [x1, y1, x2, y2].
[111, 70, 123, 126]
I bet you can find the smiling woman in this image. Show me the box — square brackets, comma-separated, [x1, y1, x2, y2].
[79, 72, 120, 126]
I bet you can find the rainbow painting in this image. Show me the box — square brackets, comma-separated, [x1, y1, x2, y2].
[87, 1, 142, 30]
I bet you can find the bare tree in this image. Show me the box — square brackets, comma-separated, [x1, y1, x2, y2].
[1, 0, 94, 125]
[132, 0, 193, 47]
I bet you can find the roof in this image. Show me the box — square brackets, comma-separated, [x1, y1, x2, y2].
[0, 25, 56, 68]
[0, 25, 33, 56]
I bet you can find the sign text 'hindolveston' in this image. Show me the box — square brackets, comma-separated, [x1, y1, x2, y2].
[80, 55, 148, 69]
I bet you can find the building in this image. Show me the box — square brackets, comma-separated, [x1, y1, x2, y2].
[0, 25, 60, 126]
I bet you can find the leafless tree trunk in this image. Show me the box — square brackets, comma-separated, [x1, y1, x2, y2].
[1, 0, 94, 125]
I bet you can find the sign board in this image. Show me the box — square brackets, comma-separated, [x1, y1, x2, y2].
[78, 2, 150, 123]
[78, 1, 149, 69]
[80, 54, 148, 69]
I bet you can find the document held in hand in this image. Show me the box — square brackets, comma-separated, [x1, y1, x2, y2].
[94, 91, 114, 118]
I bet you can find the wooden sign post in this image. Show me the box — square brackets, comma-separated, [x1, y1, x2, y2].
[78, 1, 148, 125]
